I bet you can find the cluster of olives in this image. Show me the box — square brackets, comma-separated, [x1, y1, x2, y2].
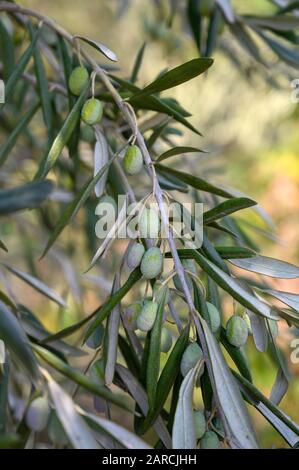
[124, 285, 172, 352]
[68, 66, 103, 125]
[193, 409, 222, 449]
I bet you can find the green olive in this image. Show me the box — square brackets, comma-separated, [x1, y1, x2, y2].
[200, 430, 220, 449]
[68, 66, 89, 96]
[81, 98, 103, 125]
[160, 327, 172, 353]
[139, 207, 160, 239]
[194, 410, 206, 440]
[206, 302, 221, 334]
[140, 247, 163, 280]
[180, 342, 203, 377]
[25, 396, 50, 432]
[137, 300, 158, 332]
[123, 145, 143, 175]
[126, 242, 145, 269]
[226, 315, 248, 348]
[123, 302, 142, 330]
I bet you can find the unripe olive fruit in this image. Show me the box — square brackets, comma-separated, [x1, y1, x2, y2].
[81, 124, 95, 143]
[48, 411, 69, 446]
[173, 259, 195, 292]
[206, 302, 221, 334]
[180, 342, 203, 377]
[123, 302, 142, 330]
[194, 410, 206, 440]
[140, 247, 163, 280]
[126, 242, 145, 269]
[139, 207, 160, 239]
[199, 0, 215, 17]
[81, 98, 103, 125]
[200, 430, 220, 449]
[153, 281, 170, 304]
[123, 145, 143, 175]
[137, 300, 158, 332]
[68, 66, 89, 96]
[160, 327, 172, 353]
[25, 396, 50, 432]
[226, 315, 248, 348]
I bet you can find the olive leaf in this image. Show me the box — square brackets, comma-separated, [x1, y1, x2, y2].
[41, 150, 118, 258]
[0, 180, 53, 215]
[0, 301, 39, 381]
[33, 345, 133, 412]
[0, 102, 40, 167]
[104, 275, 121, 386]
[203, 197, 257, 225]
[35, 83, 89, 180]
[172, 362, 203, 449]
[81, 410, 151, 449]
[156, 146, 206, 162]
[116, 364, 172, 448]
[194, 315, 259, 449]
[46, 373, 100, 449]
[3, 264, 67, 307]
[74, 35, 118, 61]
[156, 164, 233, 198]
[229, 255, 299, 279]
[146, 289, 168, 411]
[130, 58, 213, 98]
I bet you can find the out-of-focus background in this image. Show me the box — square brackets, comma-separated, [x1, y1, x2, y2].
[11, 0, 299, 447]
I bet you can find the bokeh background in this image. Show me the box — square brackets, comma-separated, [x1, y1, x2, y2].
[5, 0, 299, 447]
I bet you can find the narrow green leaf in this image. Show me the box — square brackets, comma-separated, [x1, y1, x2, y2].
[177, 249, 279, 320]
[0, 180, 53, 215]
[142, 323, 190, 433]
[110, 75, 202, 135]
[259, 288, 299, 312]
[85, 268, 142, 340]
[156, 164, 233, 198]
[156, 146, 206, 162]
[259, 31, 299, 69]
[146, 289, 167, 410]
[172, 363, 201, 449]
[40, 309, 97, 344]
[187, 0, 202, 53]
[0, 29, 39, 111]
[116, 364, 172, 448]
[46, 374, 100, 449]
[215, 246, 256, 259]
[0, 301, 39, 380]
[233, 369, 299, 447]
[105, 275, 121, 385]
[35, 83, 89, 179]
[33, 345, 133, 412]
[82, 410, 152, 449]
[195, 315, 259, 449]
[0, 361, 9, 433]
[33, 42, 53, 133]
[229, 255, 299, 279]
[3, 264, 66, 307]
[130, 42, 146, 83]
[41, 151, 117, 258]
[0, 18, 15, 80]
[130, 58, 213, 98]
[75, 35, 118, 61]
[0, 101, 40, 167]
[204, 197, 257, 225]
[229, 22, 266, 66]
[0, 239, 8, 252]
